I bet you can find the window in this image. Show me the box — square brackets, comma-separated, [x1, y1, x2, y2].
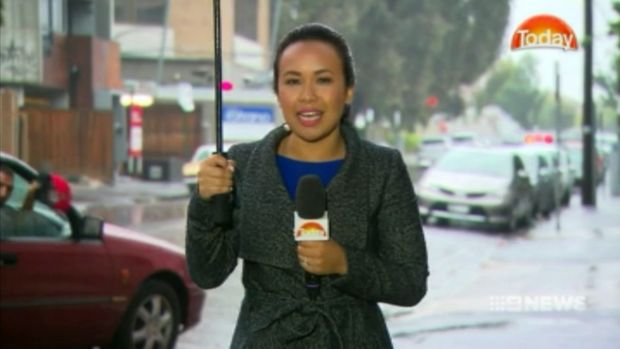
[115, 0, 166, 25]
[39, 0, 66, 34]
[1, 170, 70, 239]
[235, 0, 258, 41]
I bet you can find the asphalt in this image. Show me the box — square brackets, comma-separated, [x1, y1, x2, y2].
[71, 175, 191, 227]
[72, 174, 620, 233]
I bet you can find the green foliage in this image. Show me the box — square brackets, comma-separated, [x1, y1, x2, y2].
[403, 131, 422, 152]
[475, 55, 547, 129]
[594, 74, 619, 132]
[275, 0, 510, 130]
[611, 1, 620, 93]
[536, 93, 580, 130]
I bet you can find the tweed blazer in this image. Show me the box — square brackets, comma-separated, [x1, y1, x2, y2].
[186, 123, 429, 348]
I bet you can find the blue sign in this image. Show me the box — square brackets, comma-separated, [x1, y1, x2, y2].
[222, 106, 274, 124]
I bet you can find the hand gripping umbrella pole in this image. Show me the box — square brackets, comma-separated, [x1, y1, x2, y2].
[211, 0, 232, 226]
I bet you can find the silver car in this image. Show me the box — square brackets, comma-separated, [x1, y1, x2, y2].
[417, 147, 534, 232]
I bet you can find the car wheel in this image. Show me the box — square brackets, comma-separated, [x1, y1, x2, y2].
[519, 210, 533, 228]
[113, 280, 181, 349]
[436, 218, 449, 227]
[501, 214, 518, 233]
[420, 215, 428, 225]
[561, 190, 571, 206]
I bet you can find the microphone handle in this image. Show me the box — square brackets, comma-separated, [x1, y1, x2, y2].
[305, 272, 320, 300]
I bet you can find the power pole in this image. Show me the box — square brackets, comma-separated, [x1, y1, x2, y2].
[582, 0, 596, 206]
[156, 0, 171, 86]
[555, 62, 562, 232]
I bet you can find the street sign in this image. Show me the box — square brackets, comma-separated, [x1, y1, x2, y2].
[128, 105, 143, 157]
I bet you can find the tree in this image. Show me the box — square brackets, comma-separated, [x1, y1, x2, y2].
[275, 0, 510, 130]
[536, 93, 580, 131]
[475, 55, 546, 129]
[611, 1, 620, 93]
[425, 0, 510, 117]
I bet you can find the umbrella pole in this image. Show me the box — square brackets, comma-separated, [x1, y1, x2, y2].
[213, 0, 223, 154]
[211, 0, 232, 225]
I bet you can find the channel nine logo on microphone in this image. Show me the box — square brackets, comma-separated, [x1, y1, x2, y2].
[511, 14, 578, 51]
[295, 221, 328, 241]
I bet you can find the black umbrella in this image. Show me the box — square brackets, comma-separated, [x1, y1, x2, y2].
[211, 0, 232, 225]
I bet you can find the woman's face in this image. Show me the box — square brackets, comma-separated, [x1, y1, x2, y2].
[276, 40, 353, 143]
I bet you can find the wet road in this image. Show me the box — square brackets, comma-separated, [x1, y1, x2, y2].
[132, 191, 620, 349]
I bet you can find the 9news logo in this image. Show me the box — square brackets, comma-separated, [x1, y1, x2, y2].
[511, 14, 578, 51]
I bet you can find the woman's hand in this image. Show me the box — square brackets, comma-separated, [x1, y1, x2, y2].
[197, 155, 235, 200]
[297, 240, 348, 276]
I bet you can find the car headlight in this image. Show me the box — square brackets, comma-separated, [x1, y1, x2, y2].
[488, 187, 510, 201]
[182, 163, 199, 177]
[417, 183, 441, 196]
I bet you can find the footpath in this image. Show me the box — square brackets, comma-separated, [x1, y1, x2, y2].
[385, 184, 620, 349]
[74, 174, 620, 230]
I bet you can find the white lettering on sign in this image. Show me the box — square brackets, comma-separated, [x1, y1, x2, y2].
[515, 29, 575, 50]
[223, 106, 274, 124]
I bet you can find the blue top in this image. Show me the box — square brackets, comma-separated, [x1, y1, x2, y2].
[276, 155, 344, 200]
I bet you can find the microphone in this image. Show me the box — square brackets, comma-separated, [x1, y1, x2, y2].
[295, 175, 329, 300]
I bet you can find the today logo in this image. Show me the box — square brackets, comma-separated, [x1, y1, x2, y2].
[511, 14, 578, 51]
[295, 222, 327, 239]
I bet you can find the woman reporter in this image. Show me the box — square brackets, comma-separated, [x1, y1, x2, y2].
[186, 23, 429, 348]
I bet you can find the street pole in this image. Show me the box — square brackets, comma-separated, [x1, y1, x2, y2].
[156, 0, 171, 86]
[554, 61, 561, 232]
[582, 0, 596, 206]
[270, 0, 283, 59]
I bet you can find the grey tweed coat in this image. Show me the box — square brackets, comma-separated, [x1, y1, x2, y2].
[186, 123, 429, 348]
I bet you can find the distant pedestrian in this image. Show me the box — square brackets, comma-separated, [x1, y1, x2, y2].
[186, 23, 428, 348]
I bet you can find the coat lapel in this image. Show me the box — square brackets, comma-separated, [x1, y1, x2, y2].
[327, 125, 369, 250]
[238, 126, 297, 269]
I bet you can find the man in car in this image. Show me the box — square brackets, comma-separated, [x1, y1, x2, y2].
[0, 164, 14, 208]
[0, 164, 17, 235]
[0, 165, 53, 237]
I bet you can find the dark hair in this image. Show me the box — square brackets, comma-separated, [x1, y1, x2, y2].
[272, 23, 356, 94]
[0, 164, 13, 179]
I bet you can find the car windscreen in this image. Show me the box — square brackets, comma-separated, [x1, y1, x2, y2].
[451, 136, 474, 145]
[191, 147, 215, 162]
[3, 168, 71, 239]
[567, 148, 582, 166]
[434, 150, 513, 178]
[421, 139, 446, 146]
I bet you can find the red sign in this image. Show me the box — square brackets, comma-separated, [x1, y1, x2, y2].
[425, 96, 439, 108]
[129, 105, 143, 126]
[128, 106, 143, 157]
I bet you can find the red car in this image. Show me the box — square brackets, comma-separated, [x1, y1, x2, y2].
[0, 152, 205, 349]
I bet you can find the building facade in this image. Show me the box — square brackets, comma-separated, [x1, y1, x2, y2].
[0, 0, 278, 181]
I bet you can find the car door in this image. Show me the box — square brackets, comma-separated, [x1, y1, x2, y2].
[0, 174, 121, 348]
